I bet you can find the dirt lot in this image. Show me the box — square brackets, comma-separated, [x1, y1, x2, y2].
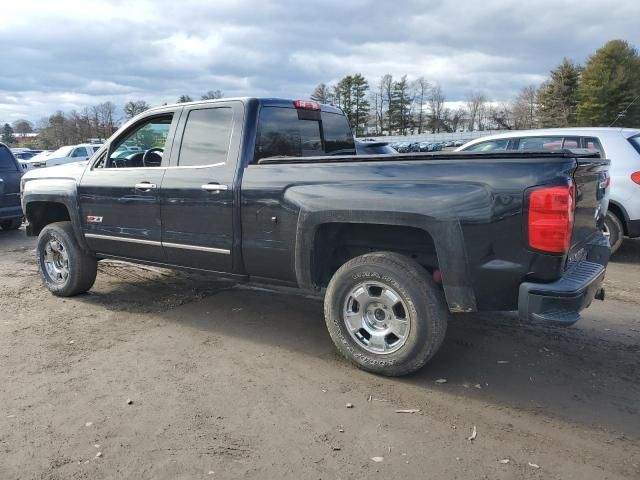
[1, 229, 639, 480]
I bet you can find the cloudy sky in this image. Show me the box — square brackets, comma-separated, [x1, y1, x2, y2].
[0, 0, 637, 123]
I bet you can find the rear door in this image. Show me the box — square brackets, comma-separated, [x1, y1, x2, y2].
[159, 101, 243, 273]
[0, 145, 21, 214]
[78, 109, 181, 262]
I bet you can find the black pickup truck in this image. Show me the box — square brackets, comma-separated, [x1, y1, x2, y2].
[21, 98, 611, 376]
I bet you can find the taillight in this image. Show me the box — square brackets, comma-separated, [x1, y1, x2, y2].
[528, 184, 575, 254]
[293, 99, 321, 111]
[631, 171, 640, 185]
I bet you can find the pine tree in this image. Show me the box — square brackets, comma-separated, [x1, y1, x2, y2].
[177, 95, 193, 103]
[537, 58, 581, 127]
[577, 40, 640, 127]
[2, 123, 16, 144]
[390, 75, 412, 134]
[350, 74, 370, 136]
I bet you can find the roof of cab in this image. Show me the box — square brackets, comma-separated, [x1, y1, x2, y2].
[146, 97, 345, 115]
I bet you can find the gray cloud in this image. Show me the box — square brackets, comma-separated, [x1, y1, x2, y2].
[0, 0, 637, 122]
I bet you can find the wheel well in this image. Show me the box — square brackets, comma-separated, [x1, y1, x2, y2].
[312, 223, 438, 288]
[25, 202, 71, 235]
[607, 202, 627, 235]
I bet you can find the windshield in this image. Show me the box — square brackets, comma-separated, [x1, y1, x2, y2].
[50, 146, 74, 157]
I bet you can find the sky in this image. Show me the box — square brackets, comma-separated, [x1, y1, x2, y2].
[0, 0, 637, 124]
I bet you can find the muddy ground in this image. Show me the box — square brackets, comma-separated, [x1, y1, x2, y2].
[1, 228, 639, 479]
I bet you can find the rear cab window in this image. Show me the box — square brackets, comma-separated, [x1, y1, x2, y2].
[516, 137, 564, 150]
[254, 106, 354, 163]
[582, 137, 605, 156]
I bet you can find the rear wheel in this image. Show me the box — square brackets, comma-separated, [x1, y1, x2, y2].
[324, 252, 448, 376]
[604, 211, 624, 254]
[37, 221, 97, 296]
[0, 218, 22, 230]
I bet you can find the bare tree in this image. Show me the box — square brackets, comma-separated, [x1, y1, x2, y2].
[310, 83, 332, 103]
[412, 77, 430, 134]
[12, 119, 33, 135]
[465, 91, 488, 131]
[512, 85, 538, 129]
[201, 90, 224, 100]
[428, 85, 446, 133]
[380, 74, 394, 133]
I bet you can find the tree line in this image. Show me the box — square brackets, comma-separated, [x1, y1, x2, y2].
[310, 39, 640, 136]
[3, 38, 639, 149]
[1, 90, 225, 149]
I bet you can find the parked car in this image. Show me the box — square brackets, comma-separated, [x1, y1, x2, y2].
[22, 98, 611, 377]
[394, 142, 412, 153]
[26, 144, 101, 168]
[355, 140, 396, 155]
[456, 128, 640, 253]
[12, 150, 37, 161]
[0, 143, 23, 230]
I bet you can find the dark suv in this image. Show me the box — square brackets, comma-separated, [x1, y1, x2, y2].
[0, 143, 23, 231]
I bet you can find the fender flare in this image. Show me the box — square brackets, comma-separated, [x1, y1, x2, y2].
[22, 179, 91, 253]
[293, 209, 477, 313]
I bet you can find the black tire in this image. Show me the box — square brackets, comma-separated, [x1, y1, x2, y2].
[36, 221, 97, 296]
[324, 252, 448, 376]
[604, 211, 624, 254]
[0, 218, 22, 230]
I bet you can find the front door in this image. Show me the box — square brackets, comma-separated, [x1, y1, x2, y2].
[159, 101, 243, 272]
[78, 110, 181, 262]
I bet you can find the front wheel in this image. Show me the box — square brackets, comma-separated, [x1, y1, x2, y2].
[37, 221, 97, 296]
[324, 252, 448, 376]
[604, 211, 624, 254]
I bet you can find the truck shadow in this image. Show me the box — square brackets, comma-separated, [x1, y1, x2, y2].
[611, 238, 640, 264]
[76, 261, 640, 439]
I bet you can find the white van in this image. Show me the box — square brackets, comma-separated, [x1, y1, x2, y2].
[457, 128, 640, 253]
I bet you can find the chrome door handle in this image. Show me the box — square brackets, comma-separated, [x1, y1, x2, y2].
[201, 184, 228, 193]
[135, 182, 157, 191]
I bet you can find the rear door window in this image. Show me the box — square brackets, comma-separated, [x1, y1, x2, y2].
[0, 146, 17, 170]
[178, 107, 234, 167]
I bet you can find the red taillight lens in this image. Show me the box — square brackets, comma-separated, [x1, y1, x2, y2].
[528, 184, 575, 253]
[631, 171, 640, 185]
[293, 99, 321, 111]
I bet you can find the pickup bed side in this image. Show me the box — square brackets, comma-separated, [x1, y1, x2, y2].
[241, 153, 608, 314]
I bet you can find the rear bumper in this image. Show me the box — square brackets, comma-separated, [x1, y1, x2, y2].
[518, 233, 609, 325]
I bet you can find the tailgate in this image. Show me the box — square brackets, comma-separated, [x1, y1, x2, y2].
[571, 156, 610, 252]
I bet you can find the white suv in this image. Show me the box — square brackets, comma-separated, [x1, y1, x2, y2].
[457, 128, 640, 253]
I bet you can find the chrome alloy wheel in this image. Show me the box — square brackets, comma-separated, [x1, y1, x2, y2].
[343, 281, 410, 354]
[43, 236, 70, 284]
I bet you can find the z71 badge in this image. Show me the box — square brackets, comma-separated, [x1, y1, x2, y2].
[86, 216, 103, 223]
